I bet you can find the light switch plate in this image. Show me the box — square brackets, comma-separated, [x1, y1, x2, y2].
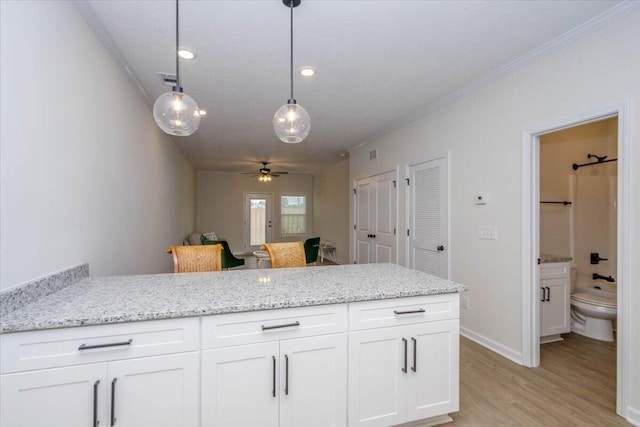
[478, 226, 497, 240]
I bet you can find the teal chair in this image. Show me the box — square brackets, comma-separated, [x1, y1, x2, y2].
[201, 237, 245, 270]
[303, 237, 321, 265]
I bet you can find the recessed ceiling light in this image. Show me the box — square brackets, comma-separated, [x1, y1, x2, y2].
[178, 49, 195, 60]
[299, 67, 316, 77]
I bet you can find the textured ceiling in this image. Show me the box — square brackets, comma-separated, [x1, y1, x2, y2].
[80, 0, 622, 174]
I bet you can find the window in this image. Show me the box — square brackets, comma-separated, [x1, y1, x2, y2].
[281, 195, 306, 235]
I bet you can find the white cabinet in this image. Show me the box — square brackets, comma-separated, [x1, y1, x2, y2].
[539, 262, 571, 342]
[0, 318, 200, 427]
[201, 305, 348, 427]
[348, 296, 459, 427]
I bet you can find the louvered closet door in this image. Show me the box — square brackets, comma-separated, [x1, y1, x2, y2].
[408, 157, 448, 278]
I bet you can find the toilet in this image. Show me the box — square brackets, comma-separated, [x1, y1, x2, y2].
[570, 267, 617, 342]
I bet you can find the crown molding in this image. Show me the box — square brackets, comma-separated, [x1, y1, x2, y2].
[355, 1, 640, 150]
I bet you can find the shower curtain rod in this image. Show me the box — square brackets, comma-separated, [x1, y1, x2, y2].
[572, 154, 618, 171]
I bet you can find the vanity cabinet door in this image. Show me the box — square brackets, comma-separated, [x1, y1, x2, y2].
[201, 342, 279, 427]
[108, 352, 199, 427]
[279, 333, 347, 427]
[0, 363, 106, 427]
[541, 277, 571, 336]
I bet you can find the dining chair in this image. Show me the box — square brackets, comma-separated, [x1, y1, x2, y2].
[166, 245, 223, 273]
[303, 237, 321, 265]
[261, 242, 306, 268]
[201, 238, 245, 270]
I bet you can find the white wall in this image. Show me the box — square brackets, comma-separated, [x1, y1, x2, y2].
[0, 1, 195, 290]
[196, 172, 314, 252]
[349, 11, 640, 417]
[313, 160, 350, 264]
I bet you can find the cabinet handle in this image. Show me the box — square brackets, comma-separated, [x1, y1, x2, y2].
[394, 309, 425, 315]
[402, 338, 408, 373]
[261, 321, 300, 331]
[285, 354, 289, 395]
[272, 356, 276, 398]
[546, 286, 550, 302]
[411, 337, 417, 372]
[110, 378, 117, 426]
[79, 339, 132, 351]
[93, 380, 100, 427]
[541, 287, 545, 302]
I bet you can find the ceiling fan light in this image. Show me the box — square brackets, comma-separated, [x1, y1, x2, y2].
[153, 90, 201, 136]
[273, 102, 310, 143]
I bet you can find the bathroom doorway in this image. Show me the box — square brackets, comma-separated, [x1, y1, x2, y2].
[521, 102, 631, 418]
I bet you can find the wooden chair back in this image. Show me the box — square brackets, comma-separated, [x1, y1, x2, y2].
[261, 242, 306, 268]
[166, 245, 223, 273]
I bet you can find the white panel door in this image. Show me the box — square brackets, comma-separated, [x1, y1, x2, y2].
[348, 327, 406, 427]
[355, 171, 397, 264]
[355, 178, 373, 264]
[408, 157, 448, 278]
[0, 363, 106, 427]
[108, 352, 199, 427]
[202, 342, 279, 427]
[244, 193, 274, 252]
[373, 171, 397, 263]
[280, 334, 347, 427]
[406, 320, 459, 422]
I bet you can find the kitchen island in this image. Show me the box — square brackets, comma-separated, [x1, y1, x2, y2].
[1, 263, 467, 427]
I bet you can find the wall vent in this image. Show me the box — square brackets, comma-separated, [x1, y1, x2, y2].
[157, 72, 177, 86]
[369, 149, 378, 160]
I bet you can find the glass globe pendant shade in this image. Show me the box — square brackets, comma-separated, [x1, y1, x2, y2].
[273, 102, 310, 143]
[153, 89, 201, 136]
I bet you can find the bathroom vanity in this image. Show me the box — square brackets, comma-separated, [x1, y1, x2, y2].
[0, 263, 467, 427]
[539, 257, 571, 343]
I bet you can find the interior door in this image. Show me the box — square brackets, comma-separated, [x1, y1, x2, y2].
[354, 171, 397, 264]
[408, 157, 448, 278]
[244, 193, 273, 252]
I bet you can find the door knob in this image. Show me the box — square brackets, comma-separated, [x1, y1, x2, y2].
[437, 245, 444, 251]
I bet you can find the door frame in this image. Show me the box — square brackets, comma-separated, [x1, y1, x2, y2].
[521, 101, 630, 417]
[405, 152, 451, 279]
[243, 192, 274, 252]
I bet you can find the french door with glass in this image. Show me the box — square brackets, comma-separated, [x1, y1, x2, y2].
[244, 193, 273, 252]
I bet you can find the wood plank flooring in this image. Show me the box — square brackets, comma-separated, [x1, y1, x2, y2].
[443, 333, 630, 426]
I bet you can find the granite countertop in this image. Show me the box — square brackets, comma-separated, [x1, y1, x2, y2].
[540, 253, 573, 264]
[0, 264, 467, 334]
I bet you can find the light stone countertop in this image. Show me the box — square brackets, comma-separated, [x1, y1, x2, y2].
[0, 264, 467, 334]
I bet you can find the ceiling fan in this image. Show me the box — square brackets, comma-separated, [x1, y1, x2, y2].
[242, 162, 289, 182]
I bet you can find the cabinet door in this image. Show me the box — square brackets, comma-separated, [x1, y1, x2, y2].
[280, 334, 347, 427]
[541, 278, 571, 336]
[406, 320, 459, 421]
[0, 363, 106, 427]
[348, 327, 406, 427]
[108, 352, 199, 427]
[202, 342, 279, 427]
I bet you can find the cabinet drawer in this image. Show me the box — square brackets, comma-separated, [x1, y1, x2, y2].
[202, 304, 347, 349]
[0, 317, 199, 374]
[539, 262, 570, 279]
[348, 294, 459, 331]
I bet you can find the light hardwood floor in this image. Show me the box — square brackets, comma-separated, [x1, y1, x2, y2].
[444, 334, 630, 426]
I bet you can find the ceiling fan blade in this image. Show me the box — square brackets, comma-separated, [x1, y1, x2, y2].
[273, 171, 288, 175]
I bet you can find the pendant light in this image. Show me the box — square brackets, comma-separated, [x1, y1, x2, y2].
[153, 0, 201, 136]
[273, 0, 310, 144]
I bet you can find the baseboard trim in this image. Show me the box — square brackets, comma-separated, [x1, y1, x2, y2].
[397, 415, 453, 427]
[626, 406, 640, 426]
[460, 327, 523, 365]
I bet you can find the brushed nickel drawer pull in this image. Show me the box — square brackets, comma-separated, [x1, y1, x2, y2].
[262, 321, 300, 331]
[79, 339, 133, 351]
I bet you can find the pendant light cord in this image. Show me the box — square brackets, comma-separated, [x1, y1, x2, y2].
[289, 0, 294, 101]
[175, 0, 181, 88]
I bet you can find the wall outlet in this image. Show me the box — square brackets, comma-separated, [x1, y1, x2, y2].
[477, 226, 498, 240]
[462, 295, 470, 309]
